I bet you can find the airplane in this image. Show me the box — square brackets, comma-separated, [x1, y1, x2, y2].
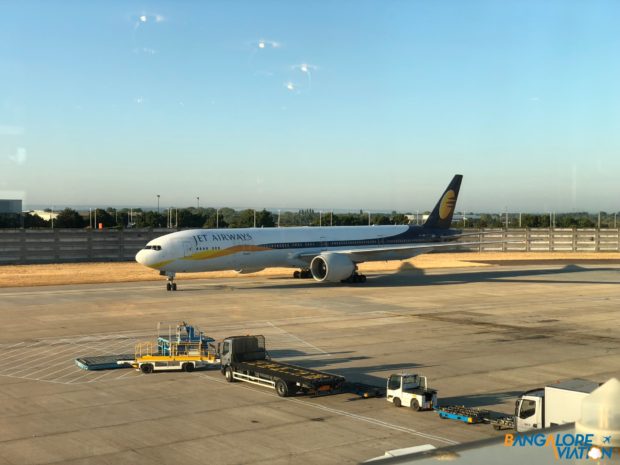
[136, 174, 486, 291]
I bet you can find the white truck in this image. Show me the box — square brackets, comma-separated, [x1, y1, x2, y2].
[515, 379, 599, 432]
[386, 373, 438, 411]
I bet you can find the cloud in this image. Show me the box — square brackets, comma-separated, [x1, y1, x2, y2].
[133, 13, 165, 29]
[256, 39, 281, 49]
[134, 97, 145, 104]
[291, 63, 318, 73]
[8, 147, 27, 165]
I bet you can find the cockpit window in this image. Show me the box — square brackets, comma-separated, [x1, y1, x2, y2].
[144, 245, 162, 251]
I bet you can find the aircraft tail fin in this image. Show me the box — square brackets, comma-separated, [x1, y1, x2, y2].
[423, 175, 463, 229]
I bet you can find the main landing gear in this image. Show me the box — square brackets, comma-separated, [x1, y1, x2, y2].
[160, 271, 177, 291]
[293, 269, 312, 279]
[341, 272, 367, 283]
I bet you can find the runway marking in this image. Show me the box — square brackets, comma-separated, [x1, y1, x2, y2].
[267, 322, 330, 355]
[0, 312, 390, 385]
[200, 374, 457, 446]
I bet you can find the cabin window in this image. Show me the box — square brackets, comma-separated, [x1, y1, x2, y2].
[388, 375, 401, 390]
[518, 399, 537, 419]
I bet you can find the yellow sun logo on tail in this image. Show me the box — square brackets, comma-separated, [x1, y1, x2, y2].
[439, 190, 456, 220]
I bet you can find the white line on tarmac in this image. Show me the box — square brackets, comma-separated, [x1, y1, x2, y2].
[35, 337, 133, 381]
[2, 335, 118, 376]
[0, 285, 161, 297]
[267, 322, 329, 355]
[0, 341, 52, 367]
[58, 339, 136, 384]
[0, 341, 79, 370]
[114, 368, 138, 380]
[200, 374, 457, 446]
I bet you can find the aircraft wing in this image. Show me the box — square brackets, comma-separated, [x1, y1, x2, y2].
[297, 240, 511, 263]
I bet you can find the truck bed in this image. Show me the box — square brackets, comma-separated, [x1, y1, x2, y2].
[233, 359, 344, 388]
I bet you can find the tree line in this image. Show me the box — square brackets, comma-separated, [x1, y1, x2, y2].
[0, 209, 618, 229]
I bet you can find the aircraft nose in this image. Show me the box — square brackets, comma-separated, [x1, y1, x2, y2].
[135, 249, 152, 267]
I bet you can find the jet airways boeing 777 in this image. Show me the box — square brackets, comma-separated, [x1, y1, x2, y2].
[136, 175, 482, 290]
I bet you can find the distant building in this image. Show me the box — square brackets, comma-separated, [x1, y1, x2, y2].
[0, 199, 22, 214]
[29, 210, 59, 221]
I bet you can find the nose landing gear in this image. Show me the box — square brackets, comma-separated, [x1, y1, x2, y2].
[160, 271, 178, 291]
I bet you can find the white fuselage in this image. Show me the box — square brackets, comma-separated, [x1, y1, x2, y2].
[135, 225, 440, 274]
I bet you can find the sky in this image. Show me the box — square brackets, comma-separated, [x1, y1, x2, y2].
[1, 0, 619, 213]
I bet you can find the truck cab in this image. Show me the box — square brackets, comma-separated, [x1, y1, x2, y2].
[386, 374, 438, 411]
[515, 388, 544, 432]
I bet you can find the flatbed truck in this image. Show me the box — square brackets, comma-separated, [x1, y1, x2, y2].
[219, 335, 345, 397]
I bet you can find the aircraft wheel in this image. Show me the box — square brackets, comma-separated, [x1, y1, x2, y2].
[360, 275, 367, 283]
[166, 282, 172, 291]
[293, 271, 300, 279]
[172, 283, 177, 291]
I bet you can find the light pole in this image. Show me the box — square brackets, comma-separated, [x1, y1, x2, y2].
[368, 211, 371, 226]
[319, 211, 322, 227]
[330, 210, 333, 226]
[253, 209, 256, 228]
[196, 197, 199, 209]
[216, 208, 220, 229]
[278, 209, 281, 227]
[157, 195, 160, 214]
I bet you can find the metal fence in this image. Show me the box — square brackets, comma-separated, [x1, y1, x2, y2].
[458, 228, 620, 252]
[0, 228, 618, 265]
[0, 228, 173, 265]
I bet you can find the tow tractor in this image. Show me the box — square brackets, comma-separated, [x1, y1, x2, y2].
[386, 373, 438, 411]
[120, 321, 220, 373]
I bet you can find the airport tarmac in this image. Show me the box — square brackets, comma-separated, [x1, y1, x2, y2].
[0, 263, 619, 464]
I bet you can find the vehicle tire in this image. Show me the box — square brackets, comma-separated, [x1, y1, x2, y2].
[182, 363, 194, 373]
[411, 399, 420, 411]
[172, 283, 177, 291]
[275, 379, 289, 397]
[166, 282, 172, 291]
[360, 275, 367, 283]
[140, 363, 154, 374]
[293, 271, 300, 279]
[224, 366, 234, 382]
[393, 397, 401, 408]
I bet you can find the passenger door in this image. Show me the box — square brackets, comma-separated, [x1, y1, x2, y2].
[515, 397, 542, 432]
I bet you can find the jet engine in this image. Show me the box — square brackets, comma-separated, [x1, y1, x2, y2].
[310, 253, 355, 282]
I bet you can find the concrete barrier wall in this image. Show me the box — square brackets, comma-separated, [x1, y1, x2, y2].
[0, 228, 175, 264]
[0, 228, 618, 265]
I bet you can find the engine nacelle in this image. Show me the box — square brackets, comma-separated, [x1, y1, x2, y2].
[310, 254, 355, 282]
